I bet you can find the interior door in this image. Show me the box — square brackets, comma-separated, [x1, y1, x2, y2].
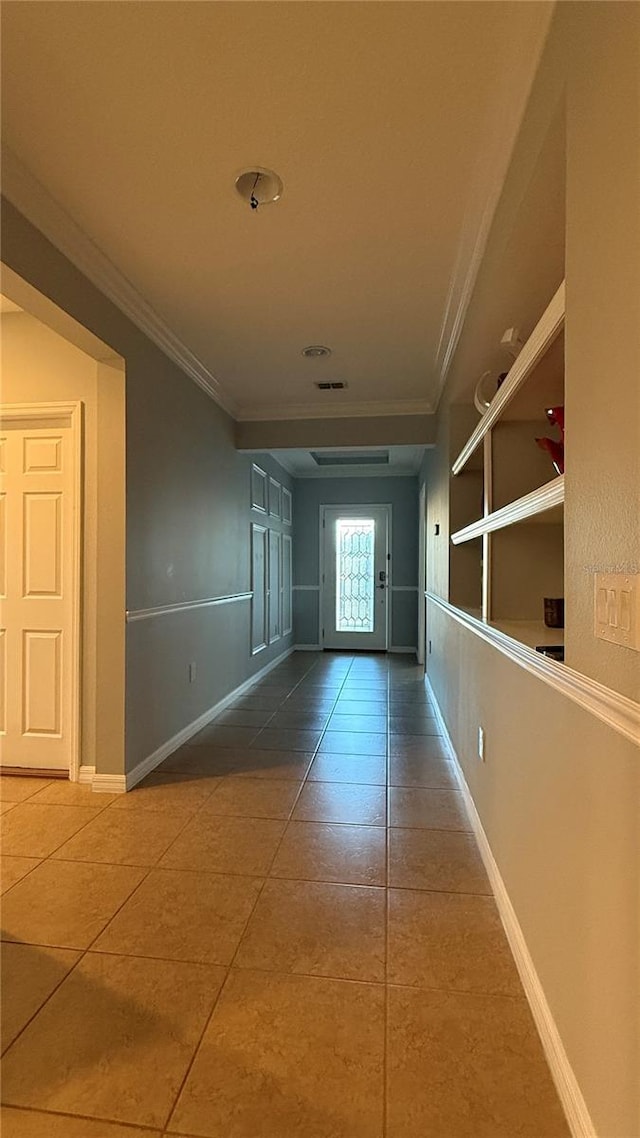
[321, 505, 389, 651]
[1, 415, 77, 771]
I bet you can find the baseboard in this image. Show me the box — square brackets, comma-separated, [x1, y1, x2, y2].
[425, 676, 596, 1138]
[78, 765, 95, 785]
[293, 643, 322, 651]
[92, 772, 127, 794]
[123, 645, 295, 792]
[388, 646, 417, 654]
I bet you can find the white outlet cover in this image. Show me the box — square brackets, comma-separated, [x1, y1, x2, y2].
[594, 573, 640, 651]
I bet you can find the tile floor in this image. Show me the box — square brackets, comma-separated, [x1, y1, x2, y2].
[0, 652, 569, 1137]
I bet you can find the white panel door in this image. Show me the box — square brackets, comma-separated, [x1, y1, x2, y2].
[251, 523, 268, 654]
[268, 530, 281, 643]
[281, 534, 292, 636]
[321, 505, 390, 651]
[1, 419, 77, 770]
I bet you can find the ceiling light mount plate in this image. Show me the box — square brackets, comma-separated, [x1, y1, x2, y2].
[235, 167, 283, 209]
[302, 344, 332, 359]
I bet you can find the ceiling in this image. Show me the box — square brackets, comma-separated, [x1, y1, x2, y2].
[269, 445, 425, 478]
[1, 2, 552, 422]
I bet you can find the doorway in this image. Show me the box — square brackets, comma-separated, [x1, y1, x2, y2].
[417, 482, 427, 667]
[320, 505, 390, 651]
[1, 403, 81, 774]
[1, 264, 126, 784]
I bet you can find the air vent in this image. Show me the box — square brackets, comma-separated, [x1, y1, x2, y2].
[311, 451, 389, 467]
[315, 381, 347, 390]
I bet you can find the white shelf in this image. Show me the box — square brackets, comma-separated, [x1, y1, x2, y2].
[451, 475, 564, 545]
[451, 281, 565, 475]
[489, 620, 564, 650]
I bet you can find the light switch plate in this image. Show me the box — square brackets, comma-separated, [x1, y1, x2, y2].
[594, 573, 640, 651]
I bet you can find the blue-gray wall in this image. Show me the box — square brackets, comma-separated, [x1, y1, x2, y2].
[1, 200, 295, 774]
[292, 476, 419, 650]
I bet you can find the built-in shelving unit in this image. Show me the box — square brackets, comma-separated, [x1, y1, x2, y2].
[450, 281, 566, 658]
[451, 281, 565, 475]
[451, 475, 564, 544]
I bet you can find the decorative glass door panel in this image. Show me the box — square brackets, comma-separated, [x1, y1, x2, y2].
[336, 519, 375, 633]
[322, 506, 389, 650]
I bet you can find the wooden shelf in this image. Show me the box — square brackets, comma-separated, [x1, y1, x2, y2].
[451, 475, 564, 545]
[451, 280, 565, 475]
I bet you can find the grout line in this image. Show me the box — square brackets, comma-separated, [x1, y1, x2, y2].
[0, 800, 203, 1060]
[3, 654, 442, 1133]
[162, 656, 330, 1130]
[0, 1104, 164, 1134]
[2, 793, 115, 863]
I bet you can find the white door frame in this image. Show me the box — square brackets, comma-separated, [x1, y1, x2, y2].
[417, 482, 427, 666]
[319, 503, 392, 651]
[1, 400, 82, 780]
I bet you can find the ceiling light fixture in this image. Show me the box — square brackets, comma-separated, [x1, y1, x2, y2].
[235, 168, 283, 211]
[302, 345, 332, 359]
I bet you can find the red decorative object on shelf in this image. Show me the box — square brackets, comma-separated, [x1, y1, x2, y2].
[535, 405, 565, 474]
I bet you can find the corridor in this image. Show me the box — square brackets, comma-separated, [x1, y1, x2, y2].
[1, 652, 568, 1137]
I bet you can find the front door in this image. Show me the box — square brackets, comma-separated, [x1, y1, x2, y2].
[1, 407, 79, 771]
[321, 505, 389, 651]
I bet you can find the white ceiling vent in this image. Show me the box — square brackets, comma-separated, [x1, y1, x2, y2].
[315, 381, 347, 390]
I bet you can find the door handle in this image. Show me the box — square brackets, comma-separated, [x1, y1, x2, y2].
[376, 583, 386, 590]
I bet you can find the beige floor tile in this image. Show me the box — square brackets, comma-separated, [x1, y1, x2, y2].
[1, 860, 146, 949]
[250, 727, 322, 752]
[229, 748, 314, 781]
[109, 771, 220, 814]
[307, 752, 387, 785]
[29, 782, 119, 807]
[0, 801, 17, 815]
[387, 754, 457, 789]
[189, 724, 259, 748]
[1, 952, 226, 1129]
[387, 889, 522, 995]
[389, 736, 449, 760]
[95, 868, 262, 965]
[169, 969, 385, 1138]
[0, 1108, 162, 1138]
[1, 943, 81, 1052]
[235, 878, 385, 982]
[200, 776, 300, 820]
[163, 746, 312, 781]
[0, 856, 41, 895]
[318, 731, 387, 756]
[0, 777, 52, 803]
[386, 986, 569, 1137]
[271, 821, 386, 886]
[1, 804, 104, 858]
[388, 787, 470, 831]
[51, 809, 188, 867]
[388, 828, 491, 894]
[292, 781, 386, 826]
[160, 815, 285, 875]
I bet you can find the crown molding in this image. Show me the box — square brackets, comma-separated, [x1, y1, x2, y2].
[1, 145, 237, 417]
[236, 399, 433, 422]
